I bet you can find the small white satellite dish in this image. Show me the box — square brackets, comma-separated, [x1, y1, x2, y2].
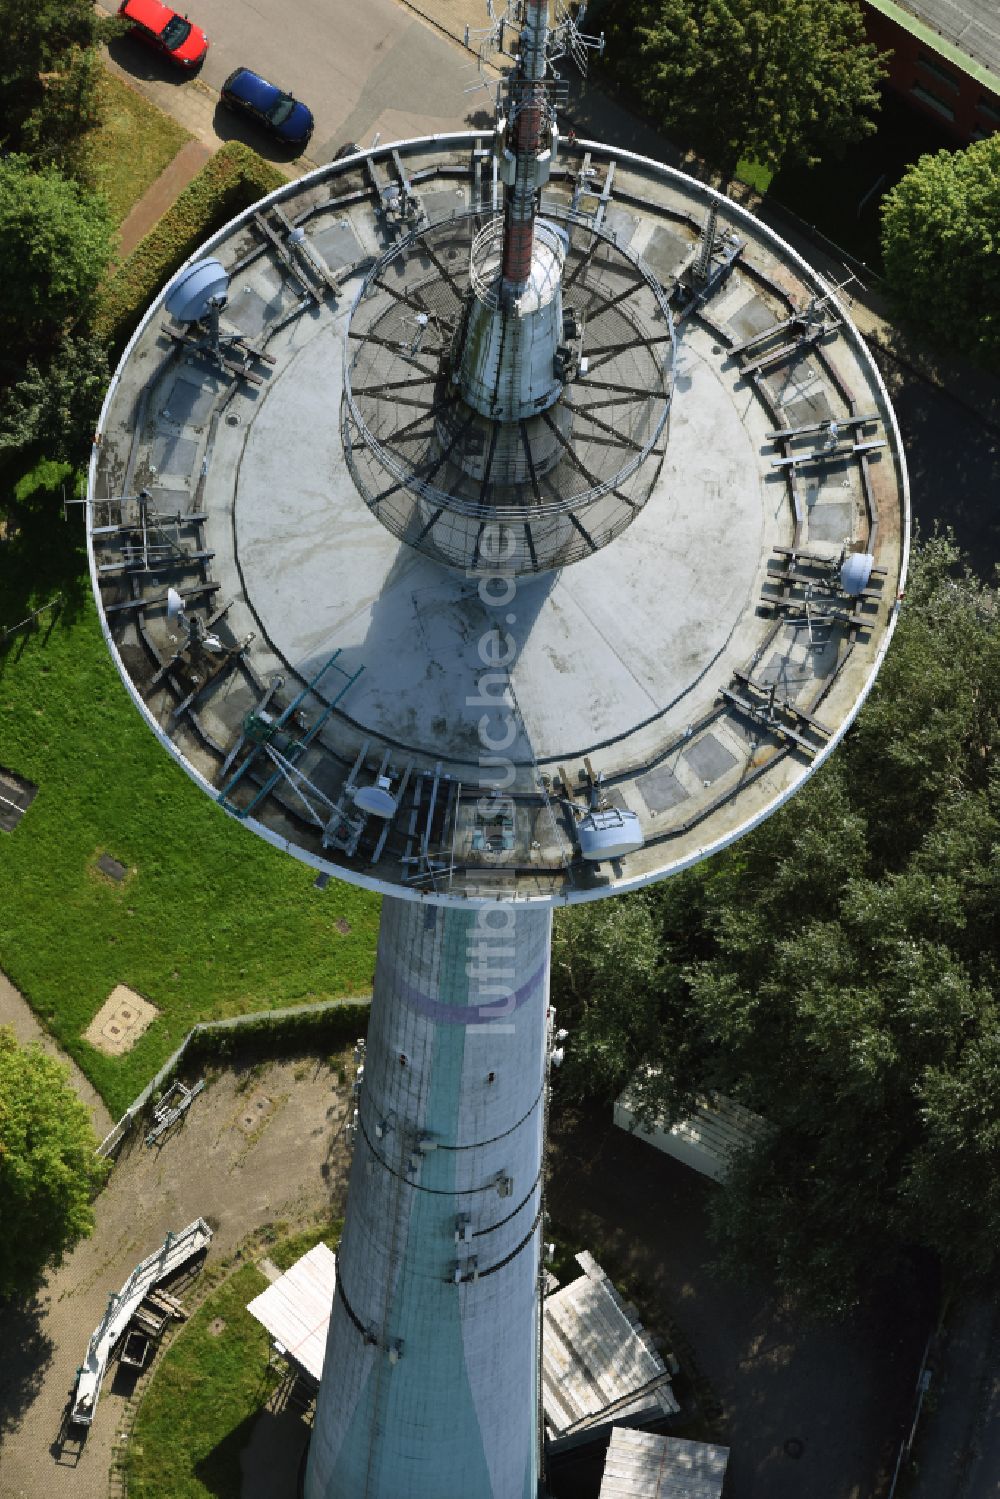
[840, 552, 874, 596]
[165, 259, 230, 323]
[353, 782, 398, 819]
[166, 587, 184, 624]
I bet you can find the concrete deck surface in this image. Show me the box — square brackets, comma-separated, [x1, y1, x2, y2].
[90, 137, 906, 903]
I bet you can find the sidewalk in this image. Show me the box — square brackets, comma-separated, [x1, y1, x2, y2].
[118, 138, 212, 257]
[0, 971, 113, 1139]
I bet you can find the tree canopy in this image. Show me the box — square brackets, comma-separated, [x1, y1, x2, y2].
[0, 334, 109, 466]
[600, 0, 887, 184]
[0, 1028, 107, 1300]
[881, 134, 1000, 368]
[0, 0, 117, 161]
[554, 537, 1000, 1317]
[0, 157, 114, 356]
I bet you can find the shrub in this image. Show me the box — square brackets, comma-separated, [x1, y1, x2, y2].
[95, 143, 285, 351]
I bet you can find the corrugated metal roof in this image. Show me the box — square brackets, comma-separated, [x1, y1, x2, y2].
[246, 1242, 336, 1381]
[543, 1252, 678, 1436]
[599, 1428, 730, 1499]
[615, 1087, 768, 1182]
[866, 0, 1000, 92]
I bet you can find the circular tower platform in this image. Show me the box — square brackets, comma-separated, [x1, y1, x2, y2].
[88, 134, 909, 907]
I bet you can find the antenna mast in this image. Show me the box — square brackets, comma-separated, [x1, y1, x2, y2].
[499, 0, 552, 303]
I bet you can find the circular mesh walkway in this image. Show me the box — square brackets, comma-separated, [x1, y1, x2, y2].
[343, 210, 675, 574]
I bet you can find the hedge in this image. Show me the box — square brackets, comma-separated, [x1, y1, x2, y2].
[95, 141, 285, 352]
[181, 1000, 371, 1071]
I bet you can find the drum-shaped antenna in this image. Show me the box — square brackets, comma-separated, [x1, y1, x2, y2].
[841, 552, 875, 596]
[577, 807, 645, 861]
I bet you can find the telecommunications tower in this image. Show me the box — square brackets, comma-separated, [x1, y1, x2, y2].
[88, 1, 909, 1493]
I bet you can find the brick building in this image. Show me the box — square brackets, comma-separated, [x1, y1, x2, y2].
[863, 0, 1000, 143]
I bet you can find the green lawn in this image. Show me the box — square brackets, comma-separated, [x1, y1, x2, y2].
[125, 1263, 272, 1499]
[268, 1216, 344, 1273]
[126, 1217, 343, 1498]
[79, 71, 192, 226]
[0, 513, 379, 1117]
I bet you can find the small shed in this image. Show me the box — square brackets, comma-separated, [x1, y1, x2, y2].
[599, 1427, 729, 1499]
[246, 1242, 336, 1382]
[614, 1086, 767, 1183]
[543, 1251, 678, 1441]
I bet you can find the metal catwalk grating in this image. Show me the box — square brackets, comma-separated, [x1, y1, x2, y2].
[343, 210, 674, 574]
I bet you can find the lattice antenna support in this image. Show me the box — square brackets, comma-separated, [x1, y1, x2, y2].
[548, 0, 604, 76]
[465, 0, 603, 76]
[465, 0, 519, 71]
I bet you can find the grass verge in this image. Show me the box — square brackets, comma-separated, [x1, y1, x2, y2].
[79, 71, 192, 226]
[268, 1216, 344, 1273]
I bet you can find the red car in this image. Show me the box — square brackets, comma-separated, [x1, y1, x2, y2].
[118, 0, 209, 69]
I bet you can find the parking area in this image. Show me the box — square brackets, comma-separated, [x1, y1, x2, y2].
[102, 0, 489, 168]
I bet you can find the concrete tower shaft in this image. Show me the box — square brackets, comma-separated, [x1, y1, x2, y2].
[457, 216, 566, 423]
[305, 898, 551, 1499]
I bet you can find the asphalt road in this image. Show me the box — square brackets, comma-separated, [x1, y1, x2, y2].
[906, 1296, 1000, 1499]
[107, 0, 491, 166]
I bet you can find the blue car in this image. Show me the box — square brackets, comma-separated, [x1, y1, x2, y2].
[220, 68, 314, 148]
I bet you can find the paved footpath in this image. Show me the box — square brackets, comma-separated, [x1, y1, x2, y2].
[0, 972, 113, 1140]
[118, 138, 212, 257]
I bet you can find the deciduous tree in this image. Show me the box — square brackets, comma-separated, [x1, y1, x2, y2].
[0, 0, 118, 158]
[881, 134, 1000, 366]
[0, 1028, 107, 1300]
[553, 538, 1000, 1315]
[0, 334, 109, 466]
[0, 157, 114, 354]
[601, 0, 886, 185]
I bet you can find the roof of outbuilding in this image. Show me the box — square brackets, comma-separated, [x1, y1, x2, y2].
[865, 0, 1000, 93]
[246, 1243, 336, 1381]
[599, 1429, 730, 1499]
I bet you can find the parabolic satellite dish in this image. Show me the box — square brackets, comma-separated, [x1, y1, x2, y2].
[353, 783, 398, 819]
[165, 259, 230, 324]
